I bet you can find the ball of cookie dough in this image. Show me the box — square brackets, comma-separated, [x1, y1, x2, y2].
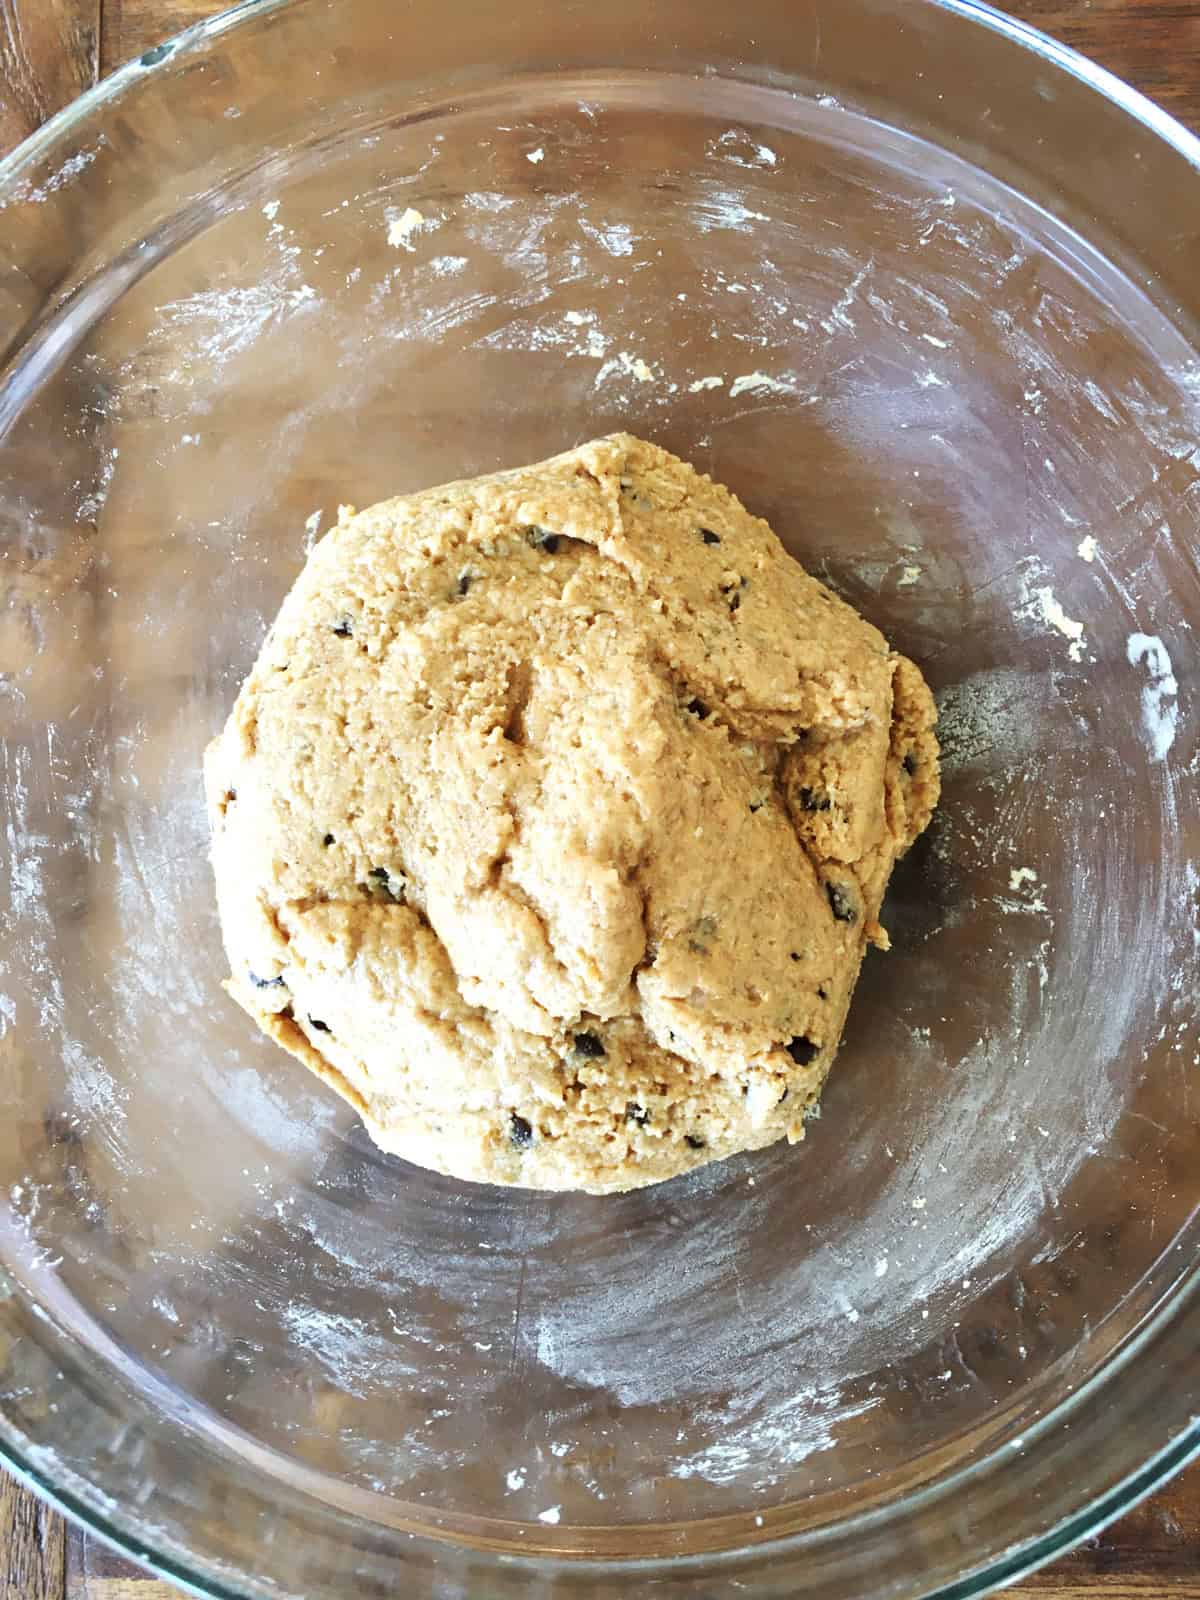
[205, 434, 939, 1193]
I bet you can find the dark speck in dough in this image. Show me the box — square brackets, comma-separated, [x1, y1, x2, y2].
[510, 1112, 534, 1148]
[827, 883, 858, 924]
[786, 1036, 820, 1066]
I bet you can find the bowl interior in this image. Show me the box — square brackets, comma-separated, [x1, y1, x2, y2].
[0, 4, 1198, 1595]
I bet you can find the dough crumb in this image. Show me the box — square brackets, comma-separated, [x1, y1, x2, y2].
[1030, 585, 1086, 662]
[595, 351, 656, 385]
[387, 207, 425, 250]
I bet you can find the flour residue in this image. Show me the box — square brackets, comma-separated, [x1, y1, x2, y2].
[595, 350, 657, 386]
[710, 129, 779, 170]
[728, 371, 796, 398]
[428, 254, 469, 278]
[279, 1301, 420, 1392]
[139, 241, 320, 385]
[0, 143, 100, 208]
[554, 309, 609, 360]
[689, 189, 772, 233]
[932, 670, 1037, 778]
[1125, 633, 1179, 761]
[577, 218, 635, 257]
[671, 1387, 881, 1485]
[1004, 866, 1048, 914]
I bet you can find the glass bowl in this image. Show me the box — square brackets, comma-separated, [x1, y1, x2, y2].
[1, 1, 1197, 1595]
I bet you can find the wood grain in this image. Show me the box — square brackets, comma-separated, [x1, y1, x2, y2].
[0, 7, 99, 1589]
[67, 1586, 176, 1600]
[1020, 1469, 1200, 1591]
[994, 0, 1200, 130]
[0, 0, 99, 155]
[91, 0, 1200, 132]
[1, 0, 1198, 1596]
[1, 1472, 65, 1600]
[97, 0, 209, 73]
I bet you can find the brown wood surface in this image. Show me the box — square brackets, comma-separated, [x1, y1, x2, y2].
[0, 0, 98, 169]
[0, 1475, 64, 1600]
[1, 0, 1198, 1596]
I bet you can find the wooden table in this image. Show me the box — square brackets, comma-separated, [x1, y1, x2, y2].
[1, 0, 1198, 1595]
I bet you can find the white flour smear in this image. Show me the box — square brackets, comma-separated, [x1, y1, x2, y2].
[156, 278, 318, 372]
[1126, 633, 1179, 761]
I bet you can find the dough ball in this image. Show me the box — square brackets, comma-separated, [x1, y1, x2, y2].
[205, 434, 939, 1193]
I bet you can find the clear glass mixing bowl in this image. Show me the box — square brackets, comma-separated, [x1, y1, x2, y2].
[1, 1, 1197, 1595]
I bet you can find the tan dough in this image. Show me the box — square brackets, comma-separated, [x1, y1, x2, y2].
[205, 434, 939, 1193]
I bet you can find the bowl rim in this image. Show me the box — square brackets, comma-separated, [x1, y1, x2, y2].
[5, 0, 1200, 199]
[0, 0, 1198, 1595]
